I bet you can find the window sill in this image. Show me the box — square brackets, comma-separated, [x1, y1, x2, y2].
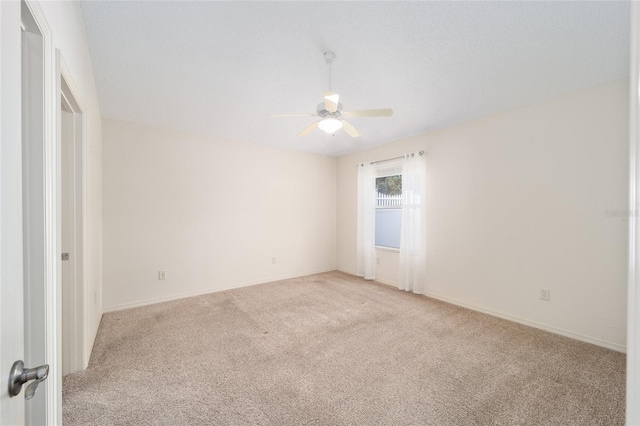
[375, 246, 400, 253]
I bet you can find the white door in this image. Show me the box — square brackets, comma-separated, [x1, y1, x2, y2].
[0, 145, 27, 426]
[2, 1, 60, 424]
[22, 22, 48, 426]
[60, 69, 86, 377]
[61, 107, 73, 376]
[0, 1, 27, 423]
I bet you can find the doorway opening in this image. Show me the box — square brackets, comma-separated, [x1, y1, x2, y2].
[60, 71, 85, 377]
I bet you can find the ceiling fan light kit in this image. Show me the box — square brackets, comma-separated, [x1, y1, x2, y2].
[272, 51, 393, 138]
[318, 118, 343, 133]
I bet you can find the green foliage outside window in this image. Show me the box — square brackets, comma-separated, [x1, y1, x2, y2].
[376, 175, 402, 196]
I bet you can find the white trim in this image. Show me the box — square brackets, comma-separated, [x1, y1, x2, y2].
[22, 1, 60, 424]
[82, 112, 91, 370]
[628, 2, 640, 423]
[103, 269, 337, 313]
[338, 269, 625, 353]
[375, 246, 399, 253]
[59, 55, 88, 374]
[23, 0, 60, 423]
[60, 59, 86, 112]
[423, 290, 625, 353]
[373, 277, 398, 289]
[95, 308, 103, 333]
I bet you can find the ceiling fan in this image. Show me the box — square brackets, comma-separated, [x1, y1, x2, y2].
[272, 51, 393, 138]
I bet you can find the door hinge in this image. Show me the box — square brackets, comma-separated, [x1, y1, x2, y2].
[61, 253, 69, 261]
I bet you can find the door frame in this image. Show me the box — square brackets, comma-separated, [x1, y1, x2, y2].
[60, 57, 88, 374]
[629, 3, 640, 424]
[22, 0, 60, 423]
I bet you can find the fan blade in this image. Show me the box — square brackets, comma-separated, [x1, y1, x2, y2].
[324, 91, 340, 113]
[341, 120, 361, 138]
[297, 121, 319, 137]
[271, 113, 317, 117]
[343, 108, 393, 118]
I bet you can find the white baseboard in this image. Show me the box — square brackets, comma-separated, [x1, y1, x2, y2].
[338, 268, 357, 277]
[83, 307, 103, 369]
[423, 290, 626, 353]
[337, 269, 625, 353]
[103, 269, 337, 313]
[107, 268, 625, 353]
[94, 308, 103, 340]
[335, 269, 396, 287]
[374, 277, 399, 289]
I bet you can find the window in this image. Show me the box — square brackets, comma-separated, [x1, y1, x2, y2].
[375, 175, 402, 249]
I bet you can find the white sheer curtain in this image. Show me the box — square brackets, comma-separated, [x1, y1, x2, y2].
[399, 153, 426, 293]
[357, 163, 376, 280]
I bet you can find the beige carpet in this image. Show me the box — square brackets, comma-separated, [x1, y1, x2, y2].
[63, 271, 625, 425]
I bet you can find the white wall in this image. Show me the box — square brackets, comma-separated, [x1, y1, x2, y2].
[373, 249, 400, 287]
[102, 119, 336, 310]
[338, 79, 629, 351]
[39, 1, 103, 363]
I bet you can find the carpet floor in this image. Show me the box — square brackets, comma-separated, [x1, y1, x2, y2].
[62, 271, 625, 425]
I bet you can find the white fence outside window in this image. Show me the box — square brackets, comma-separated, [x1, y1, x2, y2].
[375, 192, 402, 249]
[376, 192, 402, 206]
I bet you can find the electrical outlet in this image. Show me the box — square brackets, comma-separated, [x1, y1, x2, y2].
[272, 257, 276, 264]
[158, 271, 166, 280]
[540, 288, 550, 301]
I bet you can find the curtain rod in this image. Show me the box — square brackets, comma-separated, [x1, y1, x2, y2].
[368, 150, 424, 166]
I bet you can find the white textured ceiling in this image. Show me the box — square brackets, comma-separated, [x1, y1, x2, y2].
[81, 1, 629, 157]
